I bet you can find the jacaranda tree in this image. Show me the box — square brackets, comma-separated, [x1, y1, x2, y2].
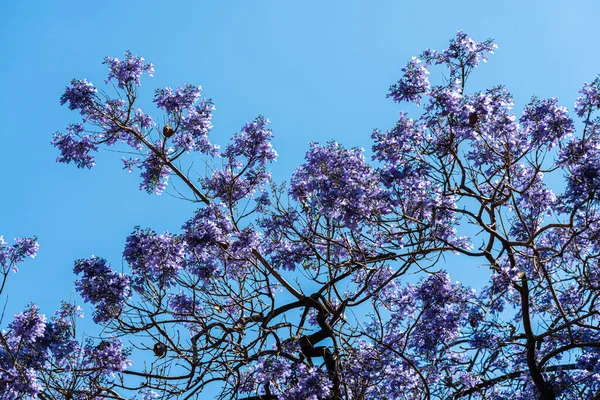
[3, 31, 600, 399]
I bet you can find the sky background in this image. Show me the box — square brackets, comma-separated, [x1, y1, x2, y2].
[2, 0, 600, 396]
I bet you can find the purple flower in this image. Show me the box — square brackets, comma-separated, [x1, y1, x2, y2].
[52, 125, 98, 169]
[60, 79, 97, 113]
[388, 57, 430, 105]
[123, 228, 186, 290]
[84, 339, 131, 375]
[0, 236, 39, 273]
[104, 50, 154, 89]
[223, 116, 278, 166]
[153, 84, 202, 113]
[290, 141, 389, 230]
[168, 292, 200, 317]
[172, 99, 217, 154]
[0, 367, 41, 399]
[73, 256, 132, 323]
[139, 147, 172, 195]
[9, 304, 47, 345]
[575, 77, 600, 118]
[520, 97, 574, 149]
[183, 203, 233, 252]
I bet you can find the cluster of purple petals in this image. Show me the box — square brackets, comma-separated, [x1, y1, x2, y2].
[419, 31, 497, 80]
[60, 79, 97, 113]
[204, 117, 277, 202]
[133, 108, 154, 129]
[52, 124, 98, 169]
[84, 339, 131, 375]
[223, 117, 278, 166]
[173, 98, 217, 154]
[123, 228, 186, 290]
[73, 256, 132, 323]
[439, 30, 497, 68]
[290, 141, 389, 230]
[139, 147, 172, 195]
[0, 302, 84, 398]
[103, 50, 154, 89]
[0, 235, 39, 273]
[575, 77, 600, 118]
[183, 204, 233, 253]
[8, 305, 47, 345]
[558, 134, 600, 206]
[388, 57, 430, 105]
[371, 112, 426, 166]
[0, 367, 41, 399]
[243, 358, 332, 400]
[167, 292, 200, 317]
[520, 97, 575, 149]
[182, 204, 236, 279]
[409, 273, 473, 353]
[153, 84, 201, 113]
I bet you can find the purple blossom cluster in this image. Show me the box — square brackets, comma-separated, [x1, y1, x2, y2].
[290, 141, 389, 229]
[153, 84, 202, 113]
[388, 57, 430, 105]
[204, 117, 277, 202]
[241, 357, 333, 400]
[51, 124, 98, 169]
[0, 302, 84, 398]
[575, 76, 600, 118]
[0, 235, 38, 273]
[84, 339, 131, 375]
[103, 50, 154, 89]
[73, 256, 132, 323]
[123, 227, 186, 290]
[167, 291, 200, 317]
[520, 97, 575, 149]
[173, 98, 217, 154]
[9, 304, 47, 345]
[183, 204, 233, 252]
[60, 78, 97, 113]
[139, 147, 172, 195]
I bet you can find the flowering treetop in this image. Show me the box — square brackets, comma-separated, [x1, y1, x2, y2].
[2, 31, 600, 399]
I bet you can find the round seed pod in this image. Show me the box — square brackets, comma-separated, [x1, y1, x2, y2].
[163, 124, 175, 138]
[96, 341, 110, 351]
[153, 342, 167, 357]
[468, 112, 478, 126]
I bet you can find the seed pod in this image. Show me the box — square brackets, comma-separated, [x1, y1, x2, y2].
[96, 341, 110, 351]
[163, 124, 175, 138]
[153, 342, 167, 357]
[468, 112, 478, 126]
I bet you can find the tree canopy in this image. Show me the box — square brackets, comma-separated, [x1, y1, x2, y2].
[3, 31, 600, 399]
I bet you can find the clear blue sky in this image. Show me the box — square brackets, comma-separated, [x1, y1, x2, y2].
[1, 0, 600, 389]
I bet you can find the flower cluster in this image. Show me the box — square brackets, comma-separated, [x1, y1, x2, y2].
[84, 339, 131, 375]
[60, 78, 97, 113]
[51, 124, 98, 169]
[0, 302, 84, 398]
[139, 147, 172, 195]
[123, 228, 186, 290]
[73, 256, 132, 323]
[575, 76, 600, 118]
[290, 141, 389, 230]
[0, 235, 38, 273]
[388, 57, 430, 105]
[242, 357, 333, 400]
[520, 97, 574, 149]
[153, 84, 202, 113]
[104, 50, 154, 89]
[204, 117, 277, 202]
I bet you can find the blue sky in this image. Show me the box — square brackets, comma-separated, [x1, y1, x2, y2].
[1, 0, 600, 392]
